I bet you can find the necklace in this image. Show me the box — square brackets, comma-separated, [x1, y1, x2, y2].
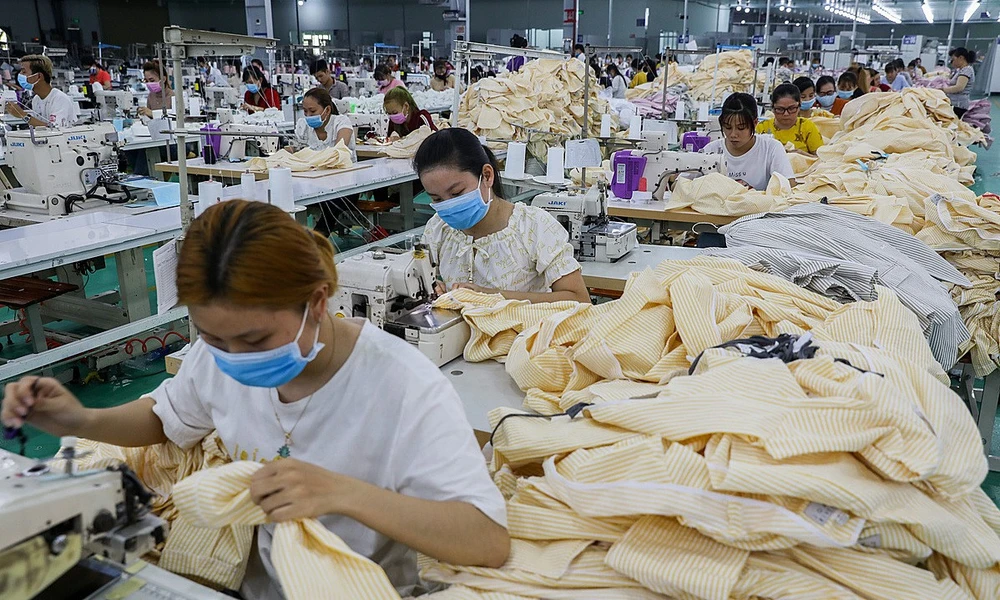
[270, 389, 317, 458]
[270, 316, 336, 458]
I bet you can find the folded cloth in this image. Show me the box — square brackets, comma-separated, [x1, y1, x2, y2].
[382, 126, 435, 159]
[248, 142, 353, 172]
[173, 461, 401, 600]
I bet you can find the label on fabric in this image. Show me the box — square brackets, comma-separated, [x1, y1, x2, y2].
[858, 534, 881, 548]
[804, 502, 850, 526]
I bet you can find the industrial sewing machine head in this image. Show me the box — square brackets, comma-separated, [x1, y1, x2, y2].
[1, 123, 146, 217]
[347, 77, 378, 98]
[0, 439, 167, 600]
[404, 73, 430, 92]
[332, 243, 471, 366]
[94, 89, 136, 120]
[532, 182, 638, 263]
[205, 87, 240, 112]
[634, 147, 726, 200]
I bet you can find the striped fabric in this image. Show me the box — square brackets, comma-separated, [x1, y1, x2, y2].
[720, 202, 971, 369]
[172, 461, 400, 600]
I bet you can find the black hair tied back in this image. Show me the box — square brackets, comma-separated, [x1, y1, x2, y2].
[413, 128, 504, 199]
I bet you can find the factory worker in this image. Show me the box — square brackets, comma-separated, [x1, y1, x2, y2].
[430, 60, 456, 91]
[199, 56, 230, 87]
[82, 56, 112, 89]
[793, 76, 817, 117]
[775, 56, 794, 84]
[756, 83, 824, 157]
[825, 71, 857, 116]
[416, 128, 590, 304]
[5, 54, 78, 127]
[845, 66, 868, 99]
[943, 47, 975, 118]
[251, 58, 269, 81]
[505, 34, 529, 72]
[241, 65, 281, 113]
[137, 60, 172, 119]
[384, 87, 437, 140]
[310, 59, 349, 99]
[606, 64, 627, 99]
[574, 43, 587, 63]
[292, 87, 356, 161]
[358, 58, 373, 80]
[702, 92, 795, 191]
[885, 62, 910, 91]
[815, 75, 838, 112]
[375, 64, 406, 94]
[1, 199, 509, 600]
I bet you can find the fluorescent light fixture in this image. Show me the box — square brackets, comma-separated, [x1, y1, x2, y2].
[872, 0, 902, 23]
[963, 1, 981, 23]
[922, 1, 934, 22]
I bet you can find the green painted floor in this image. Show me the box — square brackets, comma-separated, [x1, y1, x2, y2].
[4, 103, 1000, 504]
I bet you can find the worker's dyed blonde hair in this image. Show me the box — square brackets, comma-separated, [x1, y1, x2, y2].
[177, 200, 337, 308]
[21, 54, 53, 83]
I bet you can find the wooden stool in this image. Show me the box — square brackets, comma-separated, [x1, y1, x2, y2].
[0, 277, 80, 354]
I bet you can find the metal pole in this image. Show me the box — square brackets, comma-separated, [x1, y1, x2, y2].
[683, 0, 689, 39]
[582, 46, 590, 138]
[607, 0, 613, 46]
[171, 51, 192, 229]
[851, 0, 859, 46]
[295, 1, 301, 45]
[947, 0, 958, 50]
[660, 57, 668, 120]
[465, 0, 471, 46]
[764, 0, 771, 49]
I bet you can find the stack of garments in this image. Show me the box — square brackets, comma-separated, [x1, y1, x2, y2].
[248, 142, 353, 172]
[627, 61, 687, 100]
[917, 193, 1000, 376]
[684, 50, 766, 102]
[381, 126, 436, 159]
[962, 99, 994, 148]
[458, 59, 610, 159]
[424, 257, 999, 599]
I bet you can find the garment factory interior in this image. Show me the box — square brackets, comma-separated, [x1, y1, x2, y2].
[4, 0, 1000, 598]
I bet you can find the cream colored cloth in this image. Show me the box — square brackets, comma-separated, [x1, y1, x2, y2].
[942, 250, 1000, 376]
[919, 193, 1000, 251]
[459, 59, 610, 158]
[382, 126, 435, 159]
[635, 51, 765, 102]
[173, 461, 400, 600]
[247, 142, 353, 172]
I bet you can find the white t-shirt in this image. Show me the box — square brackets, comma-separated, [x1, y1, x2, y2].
[702, 134, 794, 191]
[149, 319, 506, 599]
[423, 202, 581, 293]
[30, 87, 79, 127]
[294, 113, 356, 161]
[208, 66, 230, 87]
[610, 75, 627, 99]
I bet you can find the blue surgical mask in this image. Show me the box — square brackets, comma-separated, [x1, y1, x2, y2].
[204, 307, 325, 388]
[817, 94, 836, 108]
[800, 98, 816, 110]
[304, 114, 324, 129]
[247, 83, 260, 94]
[17, 73, 34, 91]
[836, 89, 854, 99]
[431, 176, 491, 231]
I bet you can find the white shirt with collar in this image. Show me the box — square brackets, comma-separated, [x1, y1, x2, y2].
[294, 113, 356, 161]
[702, 134, 794, 191]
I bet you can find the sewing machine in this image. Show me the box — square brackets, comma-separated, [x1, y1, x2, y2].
[94, 89, 135, 120]
[0, 442, 228, 600]
[348, 77, 378, 97]
[333, 244, 471, 366]
[1, 124, 149, 216]
[205, 86, 240, 112]
[277, 73, 314, 99]
[404, 73, 430, 92]
[532, 182, 638, 262]
[633, 148, 725, 199]
[219, 122, 280, 159]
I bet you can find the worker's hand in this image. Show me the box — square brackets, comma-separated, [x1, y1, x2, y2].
[388, 131, 401, 141]
[5, 102, 24, 118]
[283, 145, 296, 153]
[250, 458, 359, 521]
[433, 281, 447, 296]
[735, 179, 753, 190]
[137, 107, 153, 119]
[1, 376, 88, 436]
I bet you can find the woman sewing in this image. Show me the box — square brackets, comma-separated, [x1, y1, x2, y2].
[756, 84, 824, 156]
[384, 87, 437, 139]
[241, 65, 281, 114]
[415, 128, 590, 304]
[293, 87, 356, 161]
[2, 199, 509, 600]
[701, 93, 796, 190]
[137, 60, 172, 119]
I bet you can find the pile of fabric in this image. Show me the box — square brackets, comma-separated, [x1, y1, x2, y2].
[248, 142, 354, 172]
[633, 51, 766, 103]
[381, 126, 436, 159]
[916, 193, 1000, 376]
[424, 257, 998, 599]
[345, 89, 455, 114]
[458, 59, 610, 158]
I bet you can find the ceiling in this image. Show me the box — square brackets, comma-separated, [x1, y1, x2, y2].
[728, 1, 995, 24]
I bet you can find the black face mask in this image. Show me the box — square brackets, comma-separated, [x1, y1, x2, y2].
[435, 72, 448, 80]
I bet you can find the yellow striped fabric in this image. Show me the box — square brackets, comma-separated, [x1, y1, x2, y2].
[422, 586, 536, 600]
[927, 553, 1000, 600]
[172, 461, 400, 600]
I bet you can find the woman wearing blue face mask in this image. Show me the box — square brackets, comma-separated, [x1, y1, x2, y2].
[1, 199, 510, 599]
[240, 65, 281, 114]
[291, 87, 355, 160]
[793, 76, 817, 118]
[814, 76, 838, 112]
[415, 128, 590, 304]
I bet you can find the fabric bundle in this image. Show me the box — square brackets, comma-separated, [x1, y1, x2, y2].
[424, 256, 998, 599]
[381, 126, 436, 159]
[917, 193, 1000, 376]
[634, 51, 765, 103]
[247, 142, 354, 173]
[458, 59, 610, 158]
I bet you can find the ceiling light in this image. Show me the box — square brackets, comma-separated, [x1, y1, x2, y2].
[872, 0, 902, 23]
[963, 1, 981, 23]
[741, 19, 746, 24]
